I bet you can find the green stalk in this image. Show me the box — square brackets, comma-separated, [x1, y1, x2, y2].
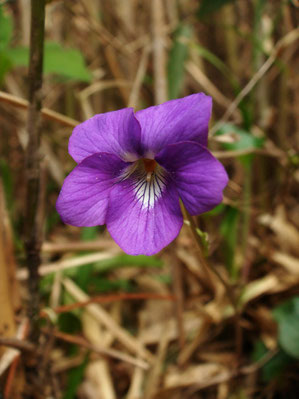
[241, 161, 252, 278]
[181, 202, 243, 363]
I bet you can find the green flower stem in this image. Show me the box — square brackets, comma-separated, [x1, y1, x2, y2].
[181, 202, 243, 363]
[241, 161, 252, 277]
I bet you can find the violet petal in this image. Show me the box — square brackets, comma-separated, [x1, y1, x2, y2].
[135, 93, 212, 156]
[106, 175, 183, 255]
[156, 141, 228, 215]
[69, 108, 142, 163]
[56, 153, 129, 226]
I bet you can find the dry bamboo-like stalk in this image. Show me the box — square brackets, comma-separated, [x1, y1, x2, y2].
[62, 278, 155, 362]
[16, 251, 120, 280]
[151, 0, 167, 104]
[144, 325, 170, 399]
[0, 181, 16, 354]
[128, 45, 150, 108]
[83, 312, 117, 399]
[210, 28, 299, 135]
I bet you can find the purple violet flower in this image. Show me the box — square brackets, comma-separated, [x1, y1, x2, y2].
[56, 93, 228, 255]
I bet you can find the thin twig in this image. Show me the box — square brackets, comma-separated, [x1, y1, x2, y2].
[41, 292, 175, 316]
[0, 319, 29, 378]
[128, 45, 150, 108]
[0, 338, 35, 353]
[41, 239, 117, 253]
[181, 204, 243, 363]
[210, 28, 299, 135]
[171, 252, 186, 352]
[0, 90, 78, 128]
[186, 61, 234, 110]
[181, 206, 216, 296]
[16, 251, 120, 280]
[46, 330, 149, 370]
[62, 278, 154, 362]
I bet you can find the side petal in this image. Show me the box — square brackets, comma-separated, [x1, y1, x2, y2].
[135, 93, 212, 156]
[156, 141, 228, 215]
[69, 108, 142, 163]
[106, 175, 183, 255]
[56, 153, 129, 226]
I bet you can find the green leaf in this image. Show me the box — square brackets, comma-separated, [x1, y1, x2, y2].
[90, 278, 133, 293]
[74, 227, 99, 290]
[0, 159, 13, 209]
[93, 254, 163, 273]
[58, 312, 82, 334]
[216, 123, 264, 151]
[273, 296, 299, 359]
[216, 123, 264, 166]
[197, 0, 236, 18]
[0, 6, 13, 50]
[0, 51, 12, 84]
[252, 341, 293, 382]
[40, 254, 162, 293]
[5, 46, 28, 67]
[81, 226, 98, 241]
[62, 353, 89, 399]
[220, 206, 240, 279]
[44, 42, 92, 82]
[168, 24, 192, 99]
[7, 42, 92, 82]
[204, 203, 226, 216]
[191, 43, 239, 89]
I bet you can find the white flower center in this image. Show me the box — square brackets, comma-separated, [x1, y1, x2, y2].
[121, 159, 167, 209]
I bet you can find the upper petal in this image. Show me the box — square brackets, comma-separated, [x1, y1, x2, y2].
[106, 171, 183, 255]
[135, 93, 212, 156]
[69, 108, 142, 163]
[156, 141, 228, 215]
[56, 153, 129, 226]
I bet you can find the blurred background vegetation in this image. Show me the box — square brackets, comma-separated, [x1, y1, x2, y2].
[0, 0, 298, 398]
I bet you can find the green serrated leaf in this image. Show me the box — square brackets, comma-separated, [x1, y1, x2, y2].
[168, 24, 192, 99]
[0, 6, 13, 50]
[7, 41, 92, 82]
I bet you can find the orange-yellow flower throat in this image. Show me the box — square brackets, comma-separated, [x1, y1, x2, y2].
[143, 158, 157, 182]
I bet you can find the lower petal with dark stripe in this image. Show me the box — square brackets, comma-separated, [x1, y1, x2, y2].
[106, 175, 183, 255]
